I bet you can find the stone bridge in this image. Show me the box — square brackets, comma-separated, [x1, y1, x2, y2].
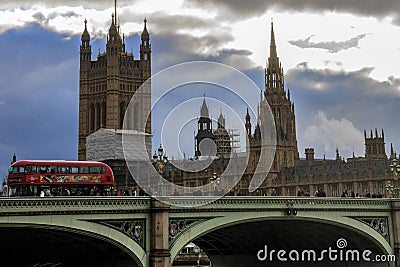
[0, 196, 399, 267]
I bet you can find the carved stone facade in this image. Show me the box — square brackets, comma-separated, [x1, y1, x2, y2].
[78, 9, 151, 160]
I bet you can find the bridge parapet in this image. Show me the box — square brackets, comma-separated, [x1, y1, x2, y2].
[169, 196, 392, 212]
[0, 197, 152, 215]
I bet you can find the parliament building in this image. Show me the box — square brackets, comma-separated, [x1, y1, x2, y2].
[80, 7, 398, 197]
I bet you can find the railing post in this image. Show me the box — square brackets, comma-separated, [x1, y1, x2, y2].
[150, 198, 171, 267]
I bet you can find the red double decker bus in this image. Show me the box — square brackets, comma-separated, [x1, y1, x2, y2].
[7, 160, 114, 197]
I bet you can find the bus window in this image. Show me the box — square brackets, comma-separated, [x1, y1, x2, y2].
[57, 166, 70, 174]
[89, 166, 104, 174]
[25, 165, 37, 174]
[79, 166, 89, 174]
[9, 166, 25, 174]
[39, 166, 47, 174]
[71, 167, 79, 174]
[47, 166, 57, 174]
[100, 167, 106, 174]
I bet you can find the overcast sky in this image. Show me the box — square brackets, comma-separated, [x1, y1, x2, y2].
[0, 0, 400, 178]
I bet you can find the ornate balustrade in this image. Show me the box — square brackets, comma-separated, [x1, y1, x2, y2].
[0, 196, 151, 215]
[0, 196, 392, 216]
[169, 196, 392, 212]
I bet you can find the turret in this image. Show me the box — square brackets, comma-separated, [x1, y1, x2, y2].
[217, 111, 225, 128]
[140, 18, 151, 78]
[80, 19, 91, 63]
[106, 13, 123, 58]
[245, 108, 251, 137]
[195, 97, 215, 157]
[364, 128, 386, 159]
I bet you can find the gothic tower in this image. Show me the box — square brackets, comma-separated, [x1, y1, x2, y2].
[364, 129, 386, 159]
[263, 21, 299, 170]
[195, 97, 215, 157]
[78, 8, 151, 160]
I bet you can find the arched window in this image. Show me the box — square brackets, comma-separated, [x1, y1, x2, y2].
[133, 103, 140, 130]
[96, 103, 101, 129]
[90, 104, 95, 132]
[119, 101, 125, 129]
[102, 102, 107, 127]
[272, 73, 277, 88]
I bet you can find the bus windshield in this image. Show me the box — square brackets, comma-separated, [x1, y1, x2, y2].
[9, 166, 25, 174]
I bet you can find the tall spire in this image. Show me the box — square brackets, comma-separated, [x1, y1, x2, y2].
[265, 20, 284, 91]
[200, 95, 209, 118]
[142, 17, 149, 40]
[218, 110, 225, 128]
[114, 0, 117, 25]
[391, 143, 396, 159]
[245, 108, 251, 137]
[81, 19, 90, 42]
[269, 19, 278, 63]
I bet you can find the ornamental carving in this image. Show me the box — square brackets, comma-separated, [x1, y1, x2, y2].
[98, 220, 146, 248]
[168, 219, 206, 241]
[355, 217, 389, 242]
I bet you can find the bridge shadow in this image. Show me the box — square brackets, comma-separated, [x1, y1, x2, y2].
[0, 226, 138, 267]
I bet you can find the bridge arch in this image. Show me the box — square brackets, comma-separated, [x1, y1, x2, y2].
[0, 217, 146, 267]
[170, 213, 394, 267]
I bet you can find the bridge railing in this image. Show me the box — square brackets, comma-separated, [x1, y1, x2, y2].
[0, 197, 151, 215]
[0, 196, 392, 215]
[168, 196, 392, 211]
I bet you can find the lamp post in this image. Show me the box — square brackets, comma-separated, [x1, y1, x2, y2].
[210, 172, 220, 195]
[389, 158, 400, 197]
[386, 180, 395, 198]
[152, 144, 168, 196]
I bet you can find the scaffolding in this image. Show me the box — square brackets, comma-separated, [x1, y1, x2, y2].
[213, 128, 240, 156]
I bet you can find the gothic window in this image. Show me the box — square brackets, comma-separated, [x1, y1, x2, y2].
[102, 102, 107, 127]
[119, 102, 125, 129]
[90, 104, 95, 132]
[96, 103, 101, 129]
[272, 72, 277, 88]
[134, 103, 140, 130]
[144, 53, 148, 60]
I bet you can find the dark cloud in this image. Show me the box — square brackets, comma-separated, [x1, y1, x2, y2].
[286, 64, 400, 159]
[32, 12, 46, 23]
[185, 0, 400, 24]
[151, 32, 238, 71]
[288, 33, 369, 53]
[152, 32, 264, 87]
[48, 10, 80, 20]
[0, 0, 139, 10]
[120, 11, 217, 33]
